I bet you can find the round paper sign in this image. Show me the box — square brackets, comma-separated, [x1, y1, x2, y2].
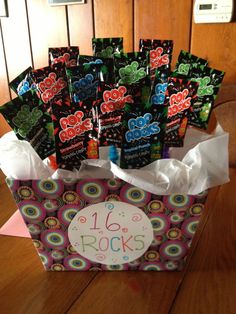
[68, 201, 154, 265]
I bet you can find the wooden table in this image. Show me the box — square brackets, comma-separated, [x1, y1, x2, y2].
[0, 169, 236, 314]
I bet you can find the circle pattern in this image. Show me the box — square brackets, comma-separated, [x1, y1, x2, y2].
[17, 186, 34, 199]
[105, 194, 121, 202]
[6, 178, 19, 192]
[144, 250, 160, 262]
[101, 264, 129, 271]
[76, 180, 108, 203]
[32, 180, 64, 199]
[149, 213, 170, 235]
[18, 200, 46, 222]
[120, 184, 151, 207]
[27, 223, 42, 236]
[62, 191, 80, 204]
[148, 200, 165, 213]
[41, 229, 69, 249]
[38, 250, 53, 269]
[51, 263, 65, 271]
[181, 217, 200, 238]
[166, 228, 182, 240]
[163, 194, 194, 212]
[63, 254, 91, 271]
[189, 203, 204, 216]
[159, 240, 188, 261]
[106, 179, 122, 191]
[139, 262, 164, 271]
[58, 205, 80, 226]
[44, 217, 60, 229]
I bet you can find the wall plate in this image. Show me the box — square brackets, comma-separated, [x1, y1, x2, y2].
[194, 0, 234, 23]
[48, 0, 85, 6]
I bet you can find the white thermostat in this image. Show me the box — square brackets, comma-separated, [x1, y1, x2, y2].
[194, 0, 234, 23]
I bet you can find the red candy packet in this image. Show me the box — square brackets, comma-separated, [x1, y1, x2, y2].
[31, 63, 68, 106]
[48, 46, 79, 67]
[51, 100, 99, 170]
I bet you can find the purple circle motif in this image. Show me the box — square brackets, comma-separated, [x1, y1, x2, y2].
[165, 260, 179, 271]
[42, 199, 60, 213]
[101, 264, 129, 271]
[32, 179, 64, 199]
[106, 179, 122, 191]
[139, 262, 165, 271]
[27, 223, 42, 236]
[166, 228, 182, 240]
[50, 249, 67, 261]
[181, 217, 200, 238]
[38, 250, 53, 269]
[148, 213, 170, 235]
[159, 240, 188, 261]
[163, 194, 194, 212]
[67, 244, 77, 255]
[76, 180, 108, 203]
[18, 200, 46, 223]
[169, 212, 185, 225]
[63, 254, 91, 271]
[41, 229, 69, 249]
[58, 205, 81, 226]
[120, 184, 151, 207]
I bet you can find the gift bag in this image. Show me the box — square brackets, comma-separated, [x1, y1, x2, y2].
[5, 124, 229, 271]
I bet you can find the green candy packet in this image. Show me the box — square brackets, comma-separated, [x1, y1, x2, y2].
[114, 52, 149, 85]
[0, 90, 55, 160]
[173, 50, 208, 77]
[189, 66, 225, 128]
[92, 37, 123, 58]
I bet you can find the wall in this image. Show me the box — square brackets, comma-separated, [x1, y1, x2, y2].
[0, 0, 236, 135]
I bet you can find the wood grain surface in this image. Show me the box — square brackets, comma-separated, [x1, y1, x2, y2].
[171, 168, 236, 314]
[134, 0, 193, 67]
[26, 0, 68, 69]
[1, 0, 32, 99]
[94, 0, 133, 52]
[68, 0, 94, 55]
[190, 22, 236, 84]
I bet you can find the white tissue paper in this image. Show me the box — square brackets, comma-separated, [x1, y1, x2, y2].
[73, 124, 230, 195]
[0, 132, 51, 179]
[1, 124, 229, 195]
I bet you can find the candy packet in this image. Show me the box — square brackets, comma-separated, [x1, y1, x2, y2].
[97, 84, 132, 147]
[66, 64, 103, 103]
[51, 100, 99, 170]
[114, 51, 149, 85]
[120, 102, 166, 169]
[92, 37, 123, 58]
[78, 55, 115, 83]
[48, 46, 80, 67]
[139, 39, 173, 81]
[0, 90, 55, 159]
[164, 77, 199, 147]
[173, 50, 208, 77]
[9, 66, 36, 96]
[185, 66, 225, 129]
[150, 70, 169, 105]
[31, 63, 68, 106]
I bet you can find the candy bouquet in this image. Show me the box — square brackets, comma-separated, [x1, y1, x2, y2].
[0, 38, 229, 271]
